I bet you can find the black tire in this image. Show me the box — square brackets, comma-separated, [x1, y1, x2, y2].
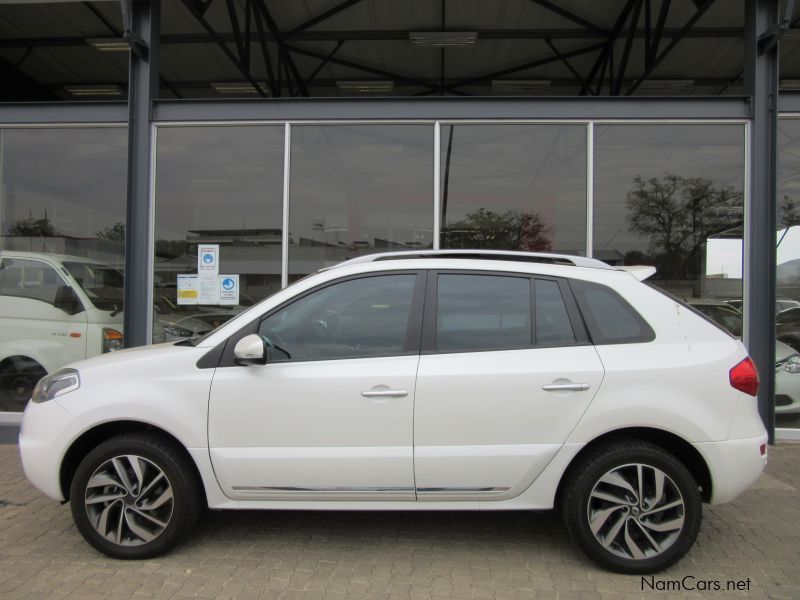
[0, 357, 47, 412]
[69, 432, 202, 559]
[560, 440, 702, 574]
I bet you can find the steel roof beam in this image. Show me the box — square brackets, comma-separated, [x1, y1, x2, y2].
[0, 28, 746, 49]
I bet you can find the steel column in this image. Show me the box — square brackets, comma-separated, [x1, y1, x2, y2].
[744, 0, 779, 442]
[123, 0, 159, 348]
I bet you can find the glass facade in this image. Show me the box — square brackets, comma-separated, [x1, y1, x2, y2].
[593, 124, 745, 300]
[0, 127, 127, 411]
[440, 124, 587, 254]
[776, 118, 800, 430]
[289, 125, 434, 279]
[153, 125, 285, 339]
[2, 118, 791, 431]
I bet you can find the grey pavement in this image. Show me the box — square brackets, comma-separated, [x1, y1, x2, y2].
[0, 442, 798, 600]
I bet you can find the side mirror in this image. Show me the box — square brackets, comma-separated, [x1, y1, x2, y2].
[233, 334, 267, 365]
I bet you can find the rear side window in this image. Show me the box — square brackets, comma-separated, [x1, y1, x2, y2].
[534, 279, 576, 345]
[570, 279, 655, 344]
[436, 274, 531, 352]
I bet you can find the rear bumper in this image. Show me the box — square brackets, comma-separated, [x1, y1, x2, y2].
[693, 433, 768, 505]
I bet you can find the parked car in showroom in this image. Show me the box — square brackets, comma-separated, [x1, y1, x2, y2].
[0, 251, 125, 411]
[687, 299, 800, 414]
[19, 250, 767, 573]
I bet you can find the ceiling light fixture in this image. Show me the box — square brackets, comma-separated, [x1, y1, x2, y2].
[780, 79, 800, 90]
[87, 38, 130, 52]
[211, 82, 262, 94]
[409, 31, 478, 46]
[635, 79, 695, 93]
[64, 85, 123, 97]
[491, 80, 551, 94]
[336, 80, 394, 94]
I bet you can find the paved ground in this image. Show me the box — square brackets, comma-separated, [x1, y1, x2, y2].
[0, 443, 798, 600]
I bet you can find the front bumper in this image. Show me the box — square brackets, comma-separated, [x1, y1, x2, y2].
[693, 433, 768, 505]
[18, 399, 73, 501]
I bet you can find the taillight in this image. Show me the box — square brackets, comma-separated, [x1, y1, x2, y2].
[730, 357, 759, 396]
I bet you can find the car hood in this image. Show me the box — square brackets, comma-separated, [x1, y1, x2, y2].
[776, 339, 797, 362]
[65, 341, 204, 373]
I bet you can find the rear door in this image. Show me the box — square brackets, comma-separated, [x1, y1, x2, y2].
[413, 271, 604, 501]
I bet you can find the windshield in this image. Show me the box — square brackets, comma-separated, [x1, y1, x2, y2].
[63, 261, 124, 313]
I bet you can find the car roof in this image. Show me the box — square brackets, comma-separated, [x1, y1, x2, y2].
[325, 250, 615, 271]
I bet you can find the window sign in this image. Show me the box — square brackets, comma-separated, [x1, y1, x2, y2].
[176, 274, 199, 305]
[218, 275, 239, 305]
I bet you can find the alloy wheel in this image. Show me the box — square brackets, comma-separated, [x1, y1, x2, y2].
[84, 454, 174, 546]
[586, 463, 685, 560]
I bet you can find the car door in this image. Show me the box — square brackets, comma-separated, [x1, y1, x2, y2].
[208, 271, 425, 501]
[413, 271, 605, 501]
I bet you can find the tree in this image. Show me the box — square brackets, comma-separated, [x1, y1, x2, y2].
[442, 207, 553, 251]
[625, 174, 742, 279]
[96, 222, 125, 242]
[779, 195, 800, 229]
[8, 212, 56, 237]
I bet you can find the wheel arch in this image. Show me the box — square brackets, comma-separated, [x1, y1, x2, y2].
[59, 420, 207, 505]
[556, 427, 713, 505]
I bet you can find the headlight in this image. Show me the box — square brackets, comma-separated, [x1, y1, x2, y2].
[102, 328, 124, 353]
[783, 355, 800, 373]
[162, 324, 194, 338]
[31, 369, 80, 404]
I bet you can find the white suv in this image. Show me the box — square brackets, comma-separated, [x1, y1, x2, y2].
[19, 251, 768, 573]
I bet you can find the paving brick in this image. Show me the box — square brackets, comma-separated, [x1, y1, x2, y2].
[1, 444, 799, 600]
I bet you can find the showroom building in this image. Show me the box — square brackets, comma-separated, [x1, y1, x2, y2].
[0, 0, 799, 440]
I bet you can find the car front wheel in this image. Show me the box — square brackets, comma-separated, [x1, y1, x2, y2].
[561, 440, 702, 573]
[69, 432, 201, 559]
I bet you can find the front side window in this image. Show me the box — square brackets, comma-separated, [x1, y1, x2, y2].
[0, 257, 83, 314]
[435, 274, 531, 352]
[258, 274, 417, 362]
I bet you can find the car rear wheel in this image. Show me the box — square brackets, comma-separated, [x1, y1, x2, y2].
[561, 440, 701, 573]
[69, 432, 202, 559]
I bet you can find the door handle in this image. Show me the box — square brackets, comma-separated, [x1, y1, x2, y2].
[541, 383, 590, 392]
[361, 389, 408, 398]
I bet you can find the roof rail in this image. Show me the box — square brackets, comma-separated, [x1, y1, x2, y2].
[325, 250, 614, 271]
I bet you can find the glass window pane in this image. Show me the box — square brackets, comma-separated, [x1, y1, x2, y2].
[593, 124, 744, 305]
[534, 279, 575, 345]
[258, 274, 416, 361]
[289, 125, 433, 279]
[570, 279, 654, 345]
[154, 125, 284, 341]
[777, 118, 800, 429]
[440, 124, 587, 254]
[0, 127, 127, 412]
[436, 274, 531, 353]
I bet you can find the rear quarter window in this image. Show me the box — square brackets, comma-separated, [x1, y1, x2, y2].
[569, 279, 655, 345]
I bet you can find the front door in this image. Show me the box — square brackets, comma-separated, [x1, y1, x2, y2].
[208, 272, 424, 501]
[413, 272, 604, 501]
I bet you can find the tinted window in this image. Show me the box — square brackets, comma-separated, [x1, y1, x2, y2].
[0, 257, 82, 314]
[436, 274, 531, 352]
[570, 279, 655, 344]
[535, 279, 576, 345]
[258, 274, 416, 362]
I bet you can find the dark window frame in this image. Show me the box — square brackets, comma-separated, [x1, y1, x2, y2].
[206, 270, 427, 368]
[420, 269, 590, 355]
[569, 279, 656, 345]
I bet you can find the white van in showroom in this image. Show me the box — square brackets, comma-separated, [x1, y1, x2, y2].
[0, 251, 125, 411]
[19, 251, 768, 573]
